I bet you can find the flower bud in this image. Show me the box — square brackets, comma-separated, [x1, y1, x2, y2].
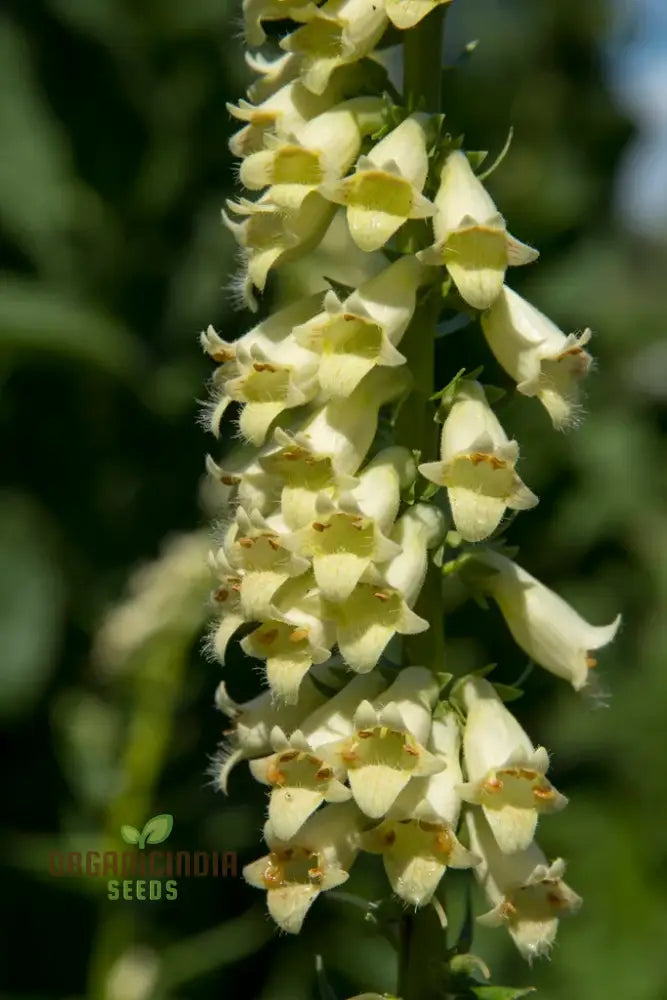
[481, 286, 593, 430]
[418, 380, 538, 542]
[383, 503, 446, 605]
[346, 445, 416, 533]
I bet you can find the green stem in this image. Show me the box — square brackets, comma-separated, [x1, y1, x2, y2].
[397, 9, 448, 1000]
[403, 7, 445, 113]
[398, 905, 449, 1000]
[395, 288, 446, 675]
[87, 632, 191, 1000]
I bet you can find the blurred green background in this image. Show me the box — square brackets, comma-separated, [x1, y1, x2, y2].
[1, 0, 666, 998]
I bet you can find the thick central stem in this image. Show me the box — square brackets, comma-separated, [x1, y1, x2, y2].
[397, 10, 448, 1000]
[403, 7, 445, 113]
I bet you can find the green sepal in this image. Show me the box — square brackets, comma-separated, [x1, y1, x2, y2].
[481, 383, 507, 404]
[434, 672, 454, 695]
[466, 150, 488, 171]
[491, 683, 524, 704]
[430, 367, 484, 421]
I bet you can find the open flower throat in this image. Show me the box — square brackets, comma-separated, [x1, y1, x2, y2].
[199, 0, 620, 981]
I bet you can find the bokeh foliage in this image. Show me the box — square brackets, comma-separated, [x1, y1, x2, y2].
[1, 1, 666, 998]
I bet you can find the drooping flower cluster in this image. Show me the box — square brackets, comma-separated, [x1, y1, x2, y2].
[201, 0, 620, 971]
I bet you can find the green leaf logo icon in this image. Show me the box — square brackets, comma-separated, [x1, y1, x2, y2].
[120, 814, 173, 849]
[139, 814, 173, 849]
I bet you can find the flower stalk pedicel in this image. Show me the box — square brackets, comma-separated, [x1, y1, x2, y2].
[200, 4, 620, 997]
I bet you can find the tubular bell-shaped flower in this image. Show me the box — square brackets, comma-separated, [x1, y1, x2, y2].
[228, 78, 334, 158]
[258, 428, 359, 529]
[328, 667, 443, 818]
[278, 469, 403, 601]
[321, 114, 435, 251]
[418, 380, 538, 542]
[223, 189, 336, 307]
[473, 549, 621, 690]
[362, 711, 479, 907]
[250, 671, 386, 839]
[241, 573, 335, 703]
[223, 507, 310, 620]
[239, 97, 386, 210]
[280, 0, 388, 96]
[418, 151, 538, 310]
[212, 670, 328, 790]
[293, 364, 412, 475]
[243, 0, 320, 47]
[320, 503, 444, 672]
[243, 801, 363, 933]
[481, 285, 593, 430]
[466, 809, 582, 962]
[292, 255, 424, 396]
[455, 676, 567, 854]
[208, 295, 322, 444]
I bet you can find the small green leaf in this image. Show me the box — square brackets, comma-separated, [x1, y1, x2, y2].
[492, 683, 524, 704]
[471, 987, 535, 1000]
[140, 813, 174, 847]
[120, 825, 140, 845]
[430, 367, 485, 421]
[430, 367, 466, 402]
[473, 663, 498, 679]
